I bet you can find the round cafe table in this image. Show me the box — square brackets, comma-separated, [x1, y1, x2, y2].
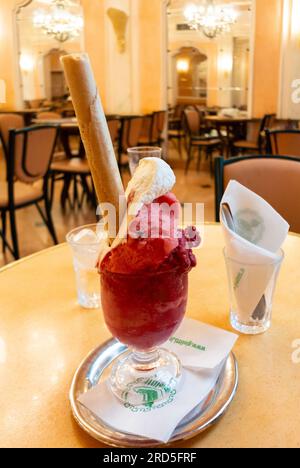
[0, 224, 299, 448]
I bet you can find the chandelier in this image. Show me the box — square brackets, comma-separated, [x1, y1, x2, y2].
[184, 0, 237, 39]
[33, 0, 84, 43]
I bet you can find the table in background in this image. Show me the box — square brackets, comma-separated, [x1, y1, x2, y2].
[205, 115, 252, 157]
[33, 114, 147, 164]
[0, 224, 299, 448]
[0, 108, 51, 125]
[32, 118, 77, 127]
[205, 115, 251, 125]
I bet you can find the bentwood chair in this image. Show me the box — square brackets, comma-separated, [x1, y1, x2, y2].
[184, 108, 221, 174]
[118, 116, 143, 168]
[50, 121, 90, 209]
[138, 110, 167, 147]
[0, 114, 25, 160]
[233, 114, 275, 155]
[0, 125, 58, 259]
[215, 155, 300, 233]
[36, 111, 65, 159]
[36, 111, 61, 121]
[138, 113, 160, 147]
[50, 118, 120, 209]
[155, 110, 168, 146]
[107, 117, 121, 154]
[168, 106, 186, 159]
[266, 129, 300, 157]
[270, 119, 299, 131]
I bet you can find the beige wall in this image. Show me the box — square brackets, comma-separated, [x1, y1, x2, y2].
[278, 0, 300, 119]
[0, 0, 20, 109]
[0, 0, 286, 116]
[81, 0, 106, 108]
[251, 0, 283, 117]
[83, 0, 166, 113]
[82, 0, 166, 113]
[138, 0, 166, 113]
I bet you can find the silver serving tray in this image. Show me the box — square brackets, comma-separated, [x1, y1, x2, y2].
[70, 339, 238, 448]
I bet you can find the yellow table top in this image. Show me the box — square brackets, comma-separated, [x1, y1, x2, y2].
[0, 224, 299, 448]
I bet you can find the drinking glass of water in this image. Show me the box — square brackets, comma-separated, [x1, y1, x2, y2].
[67, 224, 105, 309]
[127, 147, 162, 175]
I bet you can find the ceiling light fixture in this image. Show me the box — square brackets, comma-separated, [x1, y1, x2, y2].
[33, 0, 84, 43]
[184, 0, 237, 39]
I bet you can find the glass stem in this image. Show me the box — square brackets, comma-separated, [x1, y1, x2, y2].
[131, 348, 160, 372]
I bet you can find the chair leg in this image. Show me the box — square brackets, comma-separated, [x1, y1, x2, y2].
[60, 174, 72, 210]
[118, 148, 122, 167]
[9, 209, 20, 260]
[185, 144, 193, 174]
[78, 179, 86, 208]
[184, 136, 189, 153]
[43, 197, 58, 245]
[226, 143, 230, 159]
[79, 174, 91, 207]
[178, 137, 183, 159]
[1, 211, 6, 254]
[50, 173, 56, 209]
[73, 175, 79, 208]
[209, 150, 214, 177]
[197, 147, 202, 172]
[231, 145, 238, 157]
[91, 182, 98, 210]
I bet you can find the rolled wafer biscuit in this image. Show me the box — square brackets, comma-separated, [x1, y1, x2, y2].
[61, 53, 125, 240]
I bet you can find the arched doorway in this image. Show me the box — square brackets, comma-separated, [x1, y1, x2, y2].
[169, 46, 208, 107]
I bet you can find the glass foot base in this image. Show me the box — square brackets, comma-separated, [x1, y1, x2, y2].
[109, 348, 182, 406]
[230, 312, 271, 335]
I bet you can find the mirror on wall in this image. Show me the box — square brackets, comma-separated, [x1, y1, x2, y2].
[174, 46, 208, 105]
[15, 0, 84, 109]
[167, 0, 253, 111]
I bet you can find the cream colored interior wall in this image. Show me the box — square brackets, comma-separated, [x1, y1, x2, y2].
[82, 0, 166, 114]
[103, 0, 141, 114]
[217, 37, 234, 108]
[0, 0, 288, 116]
[232, 38, 249, 108]
[82, 0, 165, 114]
[278, 0, 300, 119]
[0, 0, 21, 109]
[81, 0, 106, 108]
[104, 0, 131, 113]
[251, 0, 283, 117]
[138, 0, 166, 113]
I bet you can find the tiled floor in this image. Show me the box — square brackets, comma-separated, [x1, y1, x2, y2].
[0, 147, 216, 267]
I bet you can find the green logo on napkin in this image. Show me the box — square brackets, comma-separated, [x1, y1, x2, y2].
[122, 377, 176, 412]
[169, 336, 206, 352]
[235, 209, 265, 244]
[234, 268, 245, 290]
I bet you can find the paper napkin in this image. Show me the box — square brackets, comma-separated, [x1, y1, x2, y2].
[164, 318, 237, 370]
[78, 365, 223, 443]
[77, 319, 238, 443]
[221, 180, 289, 321]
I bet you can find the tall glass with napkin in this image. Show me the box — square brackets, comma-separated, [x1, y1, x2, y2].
[221, 181, 289, 334]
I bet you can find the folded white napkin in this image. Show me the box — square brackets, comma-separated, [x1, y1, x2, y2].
[164, 318, 237, 370]
[77, 319, 238, 443]
[221, 180, 289, 322]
